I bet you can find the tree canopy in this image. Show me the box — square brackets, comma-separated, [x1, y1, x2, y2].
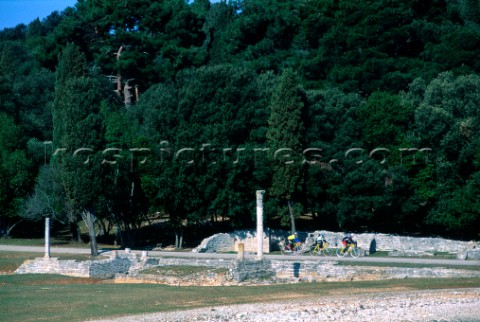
[1, 0, 480, 245]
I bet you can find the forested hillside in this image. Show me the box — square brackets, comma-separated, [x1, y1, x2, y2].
[1, 0, 479, 251]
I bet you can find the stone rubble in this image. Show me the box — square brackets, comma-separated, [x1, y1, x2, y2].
[90, 288, 480, 322]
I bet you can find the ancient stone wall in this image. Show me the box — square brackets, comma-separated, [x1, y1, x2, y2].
[140, 256, 232, 269]
[270, 260, 480, 282]
[307, 231, 479, 254]
[193, 230, 270, 253]
[466, 249, 480, 260]
[15, 250, 480, 285]
[193, 229, 479, 256]
[90, 253, 136, 278]
[15, 252, 137, 278]
[229, 259, 273, 282]
[15, 257, 90, 277]
[193, 233, 235, 253]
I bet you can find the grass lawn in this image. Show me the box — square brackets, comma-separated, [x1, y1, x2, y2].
[0, 238, 84, 247]
[1, 274, 479, 322]
[0, 237, 120, 249]
[0, 238, 50, 247]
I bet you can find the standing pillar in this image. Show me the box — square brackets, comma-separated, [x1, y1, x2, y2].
[44, 217, 50, 259]
[256, 190, 265, 259]
[237, 243, 245, 260]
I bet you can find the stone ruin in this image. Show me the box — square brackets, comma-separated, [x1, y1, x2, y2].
[15, 250, 140, 278]
[193, 230, 271, 253]
[14, 230, 480, 285]
[193, 229, 480, 259]
[15, 246, 480, 285]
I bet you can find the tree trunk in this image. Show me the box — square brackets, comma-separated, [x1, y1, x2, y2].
[69, 220, 82, 243]
[3, 219, 23, 237]
[114, 223, 122, 246]
[175, 230, 183, 249]
[81, 210, 98, 256]
[97, 219, 109, 236]
[288, 199, 296, 234]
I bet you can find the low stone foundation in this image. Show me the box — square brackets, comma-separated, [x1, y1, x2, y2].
[149, 256, 231, 268]
[466, 249, 480, 260]
[15, 250, 480, 286]
[15, 257, 90, 277]
[229, 259, 273, 282]
[270, 260, 480, 282]
[15, 251, 137, 278]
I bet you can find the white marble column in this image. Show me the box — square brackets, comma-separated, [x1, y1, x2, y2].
[256, 190, 265, 259]
[44, 217, 50, 259]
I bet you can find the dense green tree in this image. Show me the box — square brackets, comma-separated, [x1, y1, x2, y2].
[2, 0, 480, 243]
[135, 65, 273, 246]
[53, 44, 109, 255]
[0, 113, 33, 236]
[14, 69, 55, 139]
[336, 160, 412, 232]
[410, 72, 480, 237]
[100, 107, 150, 247]
[460, 0, 480, 24]
[266, 68, 305, 232]
[302, 88, 366, 229]
[22, 165, 71, 233]
[359, 92, 413, 147]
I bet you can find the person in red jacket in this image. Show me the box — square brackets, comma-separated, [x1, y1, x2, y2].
[341, 233, 357, 253]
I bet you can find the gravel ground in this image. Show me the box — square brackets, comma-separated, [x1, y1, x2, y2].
[91, 287, 480, 322]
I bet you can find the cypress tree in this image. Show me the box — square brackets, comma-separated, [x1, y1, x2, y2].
[53, 43, 106, 256]
[266, 68, 305, 233]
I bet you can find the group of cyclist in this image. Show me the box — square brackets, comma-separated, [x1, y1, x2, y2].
[285, 231, 357, 254]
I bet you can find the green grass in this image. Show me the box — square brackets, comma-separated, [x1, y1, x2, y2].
[0, 237, 119, 249]
[0, 274, 479, 322]
[0, 238, 49, 246]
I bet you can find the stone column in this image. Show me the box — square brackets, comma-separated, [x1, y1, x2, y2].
[256, 190, 265, 259]
[44, 217, 50, 259]
[237, 243, 245, 260]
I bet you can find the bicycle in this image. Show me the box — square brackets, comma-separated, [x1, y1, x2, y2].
[279, 239, 308, 255]
[225, 268, 234, 281]
[310, 240, 333, 256]
[336, 243, 361, 258]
